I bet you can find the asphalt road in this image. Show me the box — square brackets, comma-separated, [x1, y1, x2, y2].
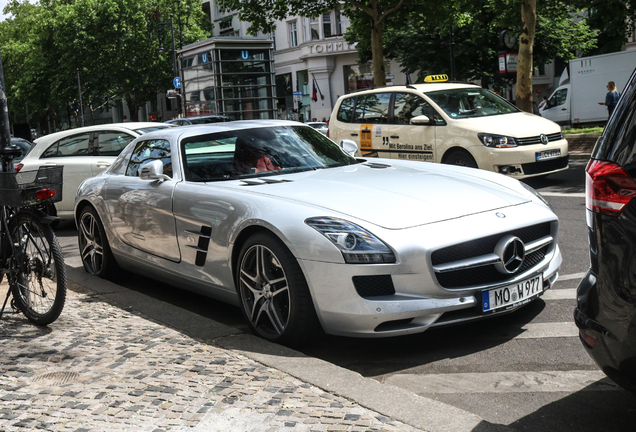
[54, 159, 636, 431]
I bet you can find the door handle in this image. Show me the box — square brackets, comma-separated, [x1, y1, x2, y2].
[390, 135, 400, 139]
[350, 133, 359, 137]
[96, 161, 112, 168]
[561, 108, 567, 111]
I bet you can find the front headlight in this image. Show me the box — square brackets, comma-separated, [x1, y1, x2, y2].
[521, 181, 552, 209]
[478, 133, 517, 148]
[305, 217, 396, 264]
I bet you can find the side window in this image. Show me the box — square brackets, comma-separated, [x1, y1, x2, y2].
[548, 89, 567, 108]
[41, 133, 91, 158]
[352, 93, 391, 124]
[336, 97, 355, 123]
[394, 93, 440, 125]
[125, 139, 172, 178]
[96, 131, 134, 156]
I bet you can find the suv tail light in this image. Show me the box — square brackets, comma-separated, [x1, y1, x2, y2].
[586, 159, 636, 216]
[327, 128, 330, 138]
[14, 163, 23, 173]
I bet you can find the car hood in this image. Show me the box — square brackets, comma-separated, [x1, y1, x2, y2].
[222, 162, 532, 229]
[454, 112, 561, 137]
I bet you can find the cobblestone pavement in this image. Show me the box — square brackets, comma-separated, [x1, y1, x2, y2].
[0, 281, 423, 432]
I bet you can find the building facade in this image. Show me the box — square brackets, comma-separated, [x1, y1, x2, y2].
[203, 1, 410, 123]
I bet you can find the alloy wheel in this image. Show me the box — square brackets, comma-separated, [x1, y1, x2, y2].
[79, 211, 104, 274]
[239, 244, 291, 338]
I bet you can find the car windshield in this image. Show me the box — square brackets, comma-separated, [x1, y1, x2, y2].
[134, 126, 173, 134]
[425, 88, 519, 119]
[182, 125, 359, 181]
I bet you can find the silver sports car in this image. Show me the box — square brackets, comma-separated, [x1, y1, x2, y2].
[75, 120, 562, 346]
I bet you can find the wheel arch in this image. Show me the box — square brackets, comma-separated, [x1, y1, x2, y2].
[441, 146, 479, 168]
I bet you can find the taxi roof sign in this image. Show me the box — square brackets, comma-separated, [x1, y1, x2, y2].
[424, 74, 449, 83]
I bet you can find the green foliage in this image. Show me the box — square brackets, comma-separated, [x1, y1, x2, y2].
[584, 0, 633, 55]
[346, 0, 597, 88]
[0, 0, 210, 126]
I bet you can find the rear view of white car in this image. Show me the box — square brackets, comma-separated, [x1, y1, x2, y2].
[17, 123, 172, 221]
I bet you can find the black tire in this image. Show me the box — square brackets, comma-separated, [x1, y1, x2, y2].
[444, 149, 478, 168]
[8, 213, 66, 326]
[236, 232, 320, 347]
[77, 206, 119, 279]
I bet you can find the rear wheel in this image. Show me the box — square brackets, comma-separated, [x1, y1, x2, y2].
[236, 232, 320, 347]
[8, 213, 66, 325]
[78, 206, 119, 279]
[444, 149, 478, 168]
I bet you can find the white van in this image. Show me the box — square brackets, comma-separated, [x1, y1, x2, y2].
[328, 81, 568, 179]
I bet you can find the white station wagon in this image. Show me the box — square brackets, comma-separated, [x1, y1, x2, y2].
[328, 80, 568, 179]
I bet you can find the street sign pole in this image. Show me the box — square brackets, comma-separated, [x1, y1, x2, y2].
[0, 47, 12, 150]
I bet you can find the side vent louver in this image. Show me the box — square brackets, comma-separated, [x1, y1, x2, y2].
[185, 226, 212, 267]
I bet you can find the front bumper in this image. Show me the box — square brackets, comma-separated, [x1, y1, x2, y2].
[300, 244, 562, 338]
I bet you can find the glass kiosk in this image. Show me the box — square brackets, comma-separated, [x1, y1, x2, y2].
[179, 37, 277, 120]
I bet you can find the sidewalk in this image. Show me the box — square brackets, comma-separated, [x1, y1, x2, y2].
[0, 266, 508, 432]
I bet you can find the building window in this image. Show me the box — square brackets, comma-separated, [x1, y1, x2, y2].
[310, 17, 320, 40]
[323, 13, 332, 38]
[289, 21, 298, 47]
[335, 8, 343, 35]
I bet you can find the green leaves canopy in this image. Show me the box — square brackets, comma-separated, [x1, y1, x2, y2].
[0, 0, 210, 126]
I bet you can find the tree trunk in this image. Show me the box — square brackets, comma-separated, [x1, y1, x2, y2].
[516, 0, 536, 113]
[125, 94, 140, 122]
[370, 17, 386, 87]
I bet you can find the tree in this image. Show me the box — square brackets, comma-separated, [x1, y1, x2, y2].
[0, 0, 211, 126]
[217, 0, 414, 87]
[516, 0, 536, 113]
[346, 0, 597, 107]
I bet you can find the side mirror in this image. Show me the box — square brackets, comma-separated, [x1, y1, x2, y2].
[339, 139, 359, 157]
[139, 160, 171, 182]
[410, 115, 431, 125]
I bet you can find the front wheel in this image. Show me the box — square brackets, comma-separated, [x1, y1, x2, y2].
[443, 149, 478, 168]
[8, 213, 66, 325]
[236, 232, 320, 347]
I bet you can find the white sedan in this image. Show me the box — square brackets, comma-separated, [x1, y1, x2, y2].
[75, 120, 562, 346]
[17, 122, 173, 221]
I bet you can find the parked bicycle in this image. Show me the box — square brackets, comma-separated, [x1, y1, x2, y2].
[0, 144, 66, 325]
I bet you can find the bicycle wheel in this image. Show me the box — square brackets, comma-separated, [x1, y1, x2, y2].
[8, 213, 66, 325]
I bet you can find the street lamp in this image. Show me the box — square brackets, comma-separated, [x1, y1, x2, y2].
[157, 14, 182, 117]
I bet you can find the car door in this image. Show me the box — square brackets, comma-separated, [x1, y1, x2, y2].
[542, 87, 570, 125]
[93, 130, 136, 175]
[38, 132, 93, 213]
[389, 92, 438, 162]
[352, 93, 391, 157]
[105, 138, 180, 262]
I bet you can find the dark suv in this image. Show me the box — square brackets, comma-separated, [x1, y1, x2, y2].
[575, 67, 636, 393]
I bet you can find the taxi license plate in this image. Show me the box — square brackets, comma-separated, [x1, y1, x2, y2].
[536, 149, 561, 161]
[482, 275, 543, 313]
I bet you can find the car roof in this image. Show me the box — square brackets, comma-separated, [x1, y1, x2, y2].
[33, 122, 167, 144]
[342, 82, 479, 98]
[138, 119, 307, 141]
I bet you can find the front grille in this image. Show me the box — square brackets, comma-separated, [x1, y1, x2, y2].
[431, 222, 553, 289]
[352, 275, 396, 297]
[522, 155, 569, 175]
[516, 132, 564, 146]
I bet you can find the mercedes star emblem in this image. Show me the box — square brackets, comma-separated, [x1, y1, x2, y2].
[494, 235, 526, 274]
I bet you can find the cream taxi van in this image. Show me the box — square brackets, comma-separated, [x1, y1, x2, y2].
[328, 76, 568, 178]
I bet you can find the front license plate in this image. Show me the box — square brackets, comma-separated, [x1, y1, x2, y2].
[482, 274, 543, 313]
[536, 149, 561, 161]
